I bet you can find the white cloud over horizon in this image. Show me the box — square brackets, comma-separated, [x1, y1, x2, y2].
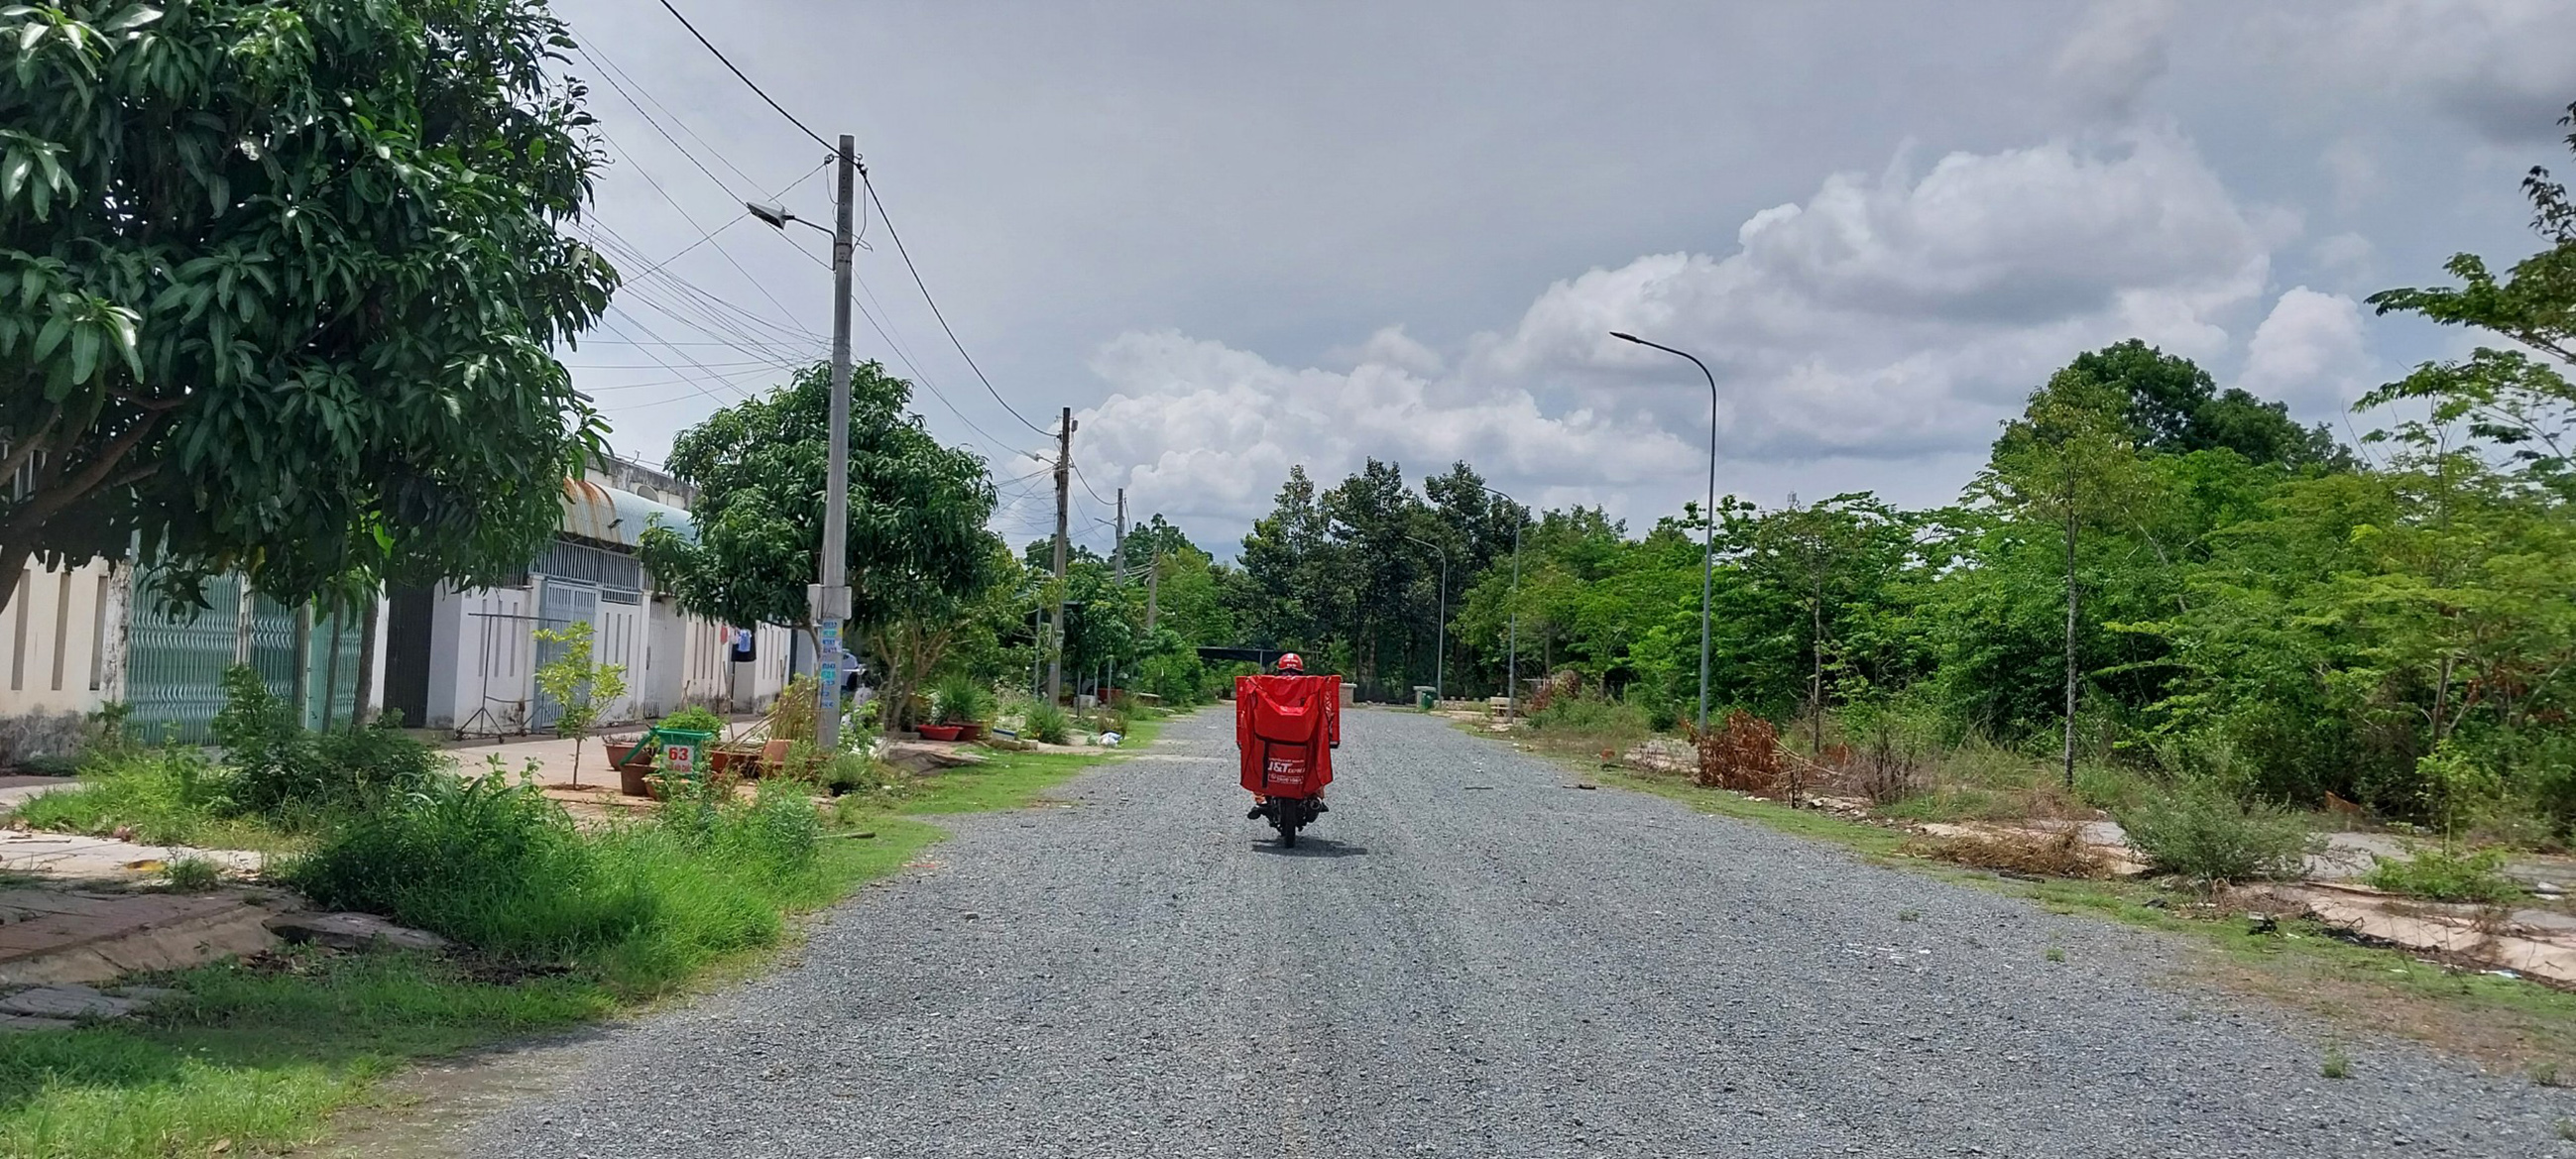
[1058, 129, 2342, 550]
[551, 0, 2576, 558]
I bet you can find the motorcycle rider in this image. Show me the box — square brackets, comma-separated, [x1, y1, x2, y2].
[1245, 652, 1330, 822]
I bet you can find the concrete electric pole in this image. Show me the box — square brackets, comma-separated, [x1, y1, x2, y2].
[812, 135, 856, 752]
[1048, 406, 1073, 705]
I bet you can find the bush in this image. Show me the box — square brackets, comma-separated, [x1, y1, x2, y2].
[933, 673, 995, 726]
[657, 705, 726, 736]
[213, 666, 443, 818]
[2365, 846, 2522, 904]
[286, 774, 640, 959]
[1696, 710, 1782, 793]
[1023, 702, 1071, 746]
[15, 745, 232, 846]
[2116, 779, 2316, 882]
[288, 763, 829, 987]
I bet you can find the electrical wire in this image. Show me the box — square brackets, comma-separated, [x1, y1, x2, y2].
[1070, 459, 1113, 506]
[863, 172, 1050, 436]
[651, 0, 832, 151]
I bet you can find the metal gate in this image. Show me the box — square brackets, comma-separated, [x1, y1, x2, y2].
[125, 567, 363, 743]
[528, 577, 598, 732]
[122, 571, 245, 745]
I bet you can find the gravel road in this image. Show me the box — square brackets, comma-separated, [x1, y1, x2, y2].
[462, 707, 2576, 1158]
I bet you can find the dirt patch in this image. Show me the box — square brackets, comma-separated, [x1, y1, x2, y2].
[1906, 828, 2107, 878]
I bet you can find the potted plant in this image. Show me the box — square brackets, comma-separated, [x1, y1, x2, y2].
[931, 673, 995, 743]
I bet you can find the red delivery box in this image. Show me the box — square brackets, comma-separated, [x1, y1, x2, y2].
[1234, 673, 1340, 798]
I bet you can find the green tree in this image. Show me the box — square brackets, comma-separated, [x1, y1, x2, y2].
[0, 0, 616, 608]
[2365, 100, 2576, 498]
[1982, 366, 2152, 784]
[640, 360, 999, 726]
[1236, 466, 1344, 656]
[532, 620, 626, 790]
[2062, 339, 2338, 467]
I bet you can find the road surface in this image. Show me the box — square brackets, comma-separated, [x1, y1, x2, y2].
[463, 707, 2575, 1157]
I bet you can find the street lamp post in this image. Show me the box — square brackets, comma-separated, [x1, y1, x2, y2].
[1474, 484, 1524, 720]
[1403, 534, 1448, 702]
[748, 136, 857, 752]
[1610, 331, 1717, 734]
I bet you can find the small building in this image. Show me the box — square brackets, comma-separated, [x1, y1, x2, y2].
[0, 456, 793, 757]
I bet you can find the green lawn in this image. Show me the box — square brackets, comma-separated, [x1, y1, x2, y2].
[0, 710, 1183, 1159]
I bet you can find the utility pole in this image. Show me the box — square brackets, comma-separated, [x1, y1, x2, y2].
[811, 135, 856, 752]
[1112, 488, 1126, 583]
[1144, 550, 1161, 633]
[1048, 406, 1073, 705]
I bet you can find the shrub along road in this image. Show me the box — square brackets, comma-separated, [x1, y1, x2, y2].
[464, 708, 2575, 1157]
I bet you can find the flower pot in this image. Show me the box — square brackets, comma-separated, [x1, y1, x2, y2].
[620, 764, 653, 797]
[956, 722, 986, 743]
[917, 723, 964, 742]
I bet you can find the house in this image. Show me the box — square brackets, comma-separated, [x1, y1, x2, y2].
[0, 455, 793, 758]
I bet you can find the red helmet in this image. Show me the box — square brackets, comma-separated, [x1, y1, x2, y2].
[1276, 652, 1305, 672]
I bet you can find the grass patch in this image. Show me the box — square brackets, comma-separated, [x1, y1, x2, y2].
[0, 710, 1182, 1159]
[10, 747, 307, 856]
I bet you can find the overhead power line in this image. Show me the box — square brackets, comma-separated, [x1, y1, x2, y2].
[650, 0, 832, 150]
[864, 173, 1051, 437]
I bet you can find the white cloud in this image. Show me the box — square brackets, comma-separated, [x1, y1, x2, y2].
[2238, 287, 2377, 416]
[2310, 232, 2377, 283]
[1071, 130, 2285, 543]
[2269, 0, 2576, 142]
[2053, 0, 2176, 121]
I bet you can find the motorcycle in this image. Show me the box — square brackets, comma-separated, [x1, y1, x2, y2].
[1234, 670, 1341, 847]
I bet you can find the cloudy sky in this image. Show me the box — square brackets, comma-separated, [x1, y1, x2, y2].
[550, 0, 2576, 558]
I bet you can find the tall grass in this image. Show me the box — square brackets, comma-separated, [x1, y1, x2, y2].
[1526, 694, 1652, 739]
[286, 776, 829, 994]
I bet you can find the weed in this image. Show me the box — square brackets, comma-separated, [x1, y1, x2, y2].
[2045, 944, 2066, 963]
[1897, 909, 1921, 922]
[2116, 778, 2316, 883]
[2556, 1118, 2575, 1142]
[285, 775, 626, 961]
[2364, 846, 2522, 905]
[2321, 1043, 2353, 1079]
[215, 667, 445, 818]
[164, 856, 222, 892]
[1023, 701, 1072, 746]
[2532, 1060, 2563, 1088]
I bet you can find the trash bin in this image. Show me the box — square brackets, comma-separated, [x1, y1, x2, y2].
[1414, 686, 1438, 712]
[655, 728, 717, 775]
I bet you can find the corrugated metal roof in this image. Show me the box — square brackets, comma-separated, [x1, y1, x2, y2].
[559, 479, 695, 549]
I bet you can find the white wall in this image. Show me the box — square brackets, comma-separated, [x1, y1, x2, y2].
[427, 583, 535, 734]
[0, 558, 120, 717]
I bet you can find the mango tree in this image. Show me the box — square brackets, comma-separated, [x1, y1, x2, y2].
[0, 1, 616, 610]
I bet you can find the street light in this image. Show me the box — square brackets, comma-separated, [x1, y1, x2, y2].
[1402, 534, 1448, 702]
[1610, 331, 1718, 734]
[751, 136, 857, 752]
[1473, 483, 1525, 720]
